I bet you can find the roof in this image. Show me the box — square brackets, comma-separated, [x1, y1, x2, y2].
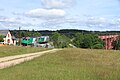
[0, 30, 16, 39]
[0, 30, 9, 36]
[98, 35, 118, 39]
[22, 37, 31, 39]
[12, 36, 16, 40]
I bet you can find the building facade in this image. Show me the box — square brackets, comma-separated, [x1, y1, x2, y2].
[99, 34, 118, 49]
[0, 30, 16, 45]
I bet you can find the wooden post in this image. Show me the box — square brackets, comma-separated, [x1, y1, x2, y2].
[19, 27, 21, 46]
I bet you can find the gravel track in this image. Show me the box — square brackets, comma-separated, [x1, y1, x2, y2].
[0, 49, 61, 69]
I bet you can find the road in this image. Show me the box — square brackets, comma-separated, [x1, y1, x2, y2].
[69, 44, 77, 48]
[0, 49, 61, 69]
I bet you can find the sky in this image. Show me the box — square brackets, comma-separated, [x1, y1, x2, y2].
[0, 0, 120, 31]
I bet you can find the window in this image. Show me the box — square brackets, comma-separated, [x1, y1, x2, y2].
[7, 39, 10, 43]
[8, 34, 10, 37]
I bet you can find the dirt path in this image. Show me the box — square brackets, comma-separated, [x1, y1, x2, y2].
[0, 49, 61, 69]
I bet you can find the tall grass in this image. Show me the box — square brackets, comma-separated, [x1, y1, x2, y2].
[0, 46, 49, 57]
[0, 48, 120, 80]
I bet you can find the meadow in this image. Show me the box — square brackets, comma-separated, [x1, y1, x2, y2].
[0, 46, 49, 57]
[0, 48, 120, 80]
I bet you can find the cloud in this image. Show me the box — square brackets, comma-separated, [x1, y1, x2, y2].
[68, 16, 120, 31]
[0, 16, 34, 29]
[41, 0, 74, 9]
[40, 15, 120, 31]
[12, 12, 23, 16]
[0, 17, 20, 23]
[1, 14, 120, 31]
[25, 8, 66, 19]
[84, 17, 107, 27]
[0, 8, 4, 11]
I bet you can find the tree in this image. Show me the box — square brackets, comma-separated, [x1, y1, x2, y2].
[51, 32, 70, 48]
[81, 34, 92, 48]
[32, 32, 41, 37]
[0, 36, 4, 42]
[73, 33, 104, 49]
[58, 34, 70, 48]
[91, 34, 104, 49]
[73, 33, 84, 48]
[92, 44, 104, 49]
[50, 32, 61, 48]
[112, 35, 120, 50]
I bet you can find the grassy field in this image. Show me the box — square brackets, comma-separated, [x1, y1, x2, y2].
[0, 48, 120, 80]
[0, 46, 50, 57]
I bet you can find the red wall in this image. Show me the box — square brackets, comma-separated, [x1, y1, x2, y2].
[98, 35, 118, 49]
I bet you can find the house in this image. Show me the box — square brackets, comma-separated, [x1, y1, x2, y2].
[99, 34, 118, 49]
[0, 30, 16, 45]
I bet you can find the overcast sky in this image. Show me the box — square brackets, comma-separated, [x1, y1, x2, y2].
[0, 0, 120, 31]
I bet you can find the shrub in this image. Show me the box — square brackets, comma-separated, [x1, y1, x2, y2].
[92, 44, 104, 49]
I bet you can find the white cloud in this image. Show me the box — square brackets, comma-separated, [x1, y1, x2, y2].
[25, 8, 66, 19]
[0, 17, 20, 23]
[0, 8, 4, 11]
[0, 14, 120, 31]
[41, 0, 74, 9]
[85, 17, 107, 27]
[0, 16, 34, 30]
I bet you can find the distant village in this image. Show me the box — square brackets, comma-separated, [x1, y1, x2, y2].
[0, 30, 120, 50]
[0, 30, 53, 48]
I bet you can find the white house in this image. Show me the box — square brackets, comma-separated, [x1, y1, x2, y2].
[0, 30, 16, 45]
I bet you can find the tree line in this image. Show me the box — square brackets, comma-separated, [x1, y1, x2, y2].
[73, 33, 104, 49]
[50, 32, 104, 49]
[10, 29, 120, 49]
[11, 30, 41, 38]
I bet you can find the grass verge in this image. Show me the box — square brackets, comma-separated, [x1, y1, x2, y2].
[0, 46, 50, 57]
[0, 48, 120, 80]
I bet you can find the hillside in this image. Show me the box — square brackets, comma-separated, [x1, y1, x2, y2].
[0, 48, 120, 80]
[11, 29, 120, 38]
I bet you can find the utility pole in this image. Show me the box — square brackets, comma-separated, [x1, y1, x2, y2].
[19, 27, 21, 46]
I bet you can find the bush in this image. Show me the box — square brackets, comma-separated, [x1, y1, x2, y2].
[0, 36, 4, 42]
[92, 44, 104, 49]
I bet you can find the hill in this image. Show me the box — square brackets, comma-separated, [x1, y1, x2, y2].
[0, 48, 120, 80]
[11, 29, 120, 38]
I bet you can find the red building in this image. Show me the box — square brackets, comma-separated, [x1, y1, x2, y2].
[98, 34, 118, 49]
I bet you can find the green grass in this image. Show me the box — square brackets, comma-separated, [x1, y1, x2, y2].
[0, 46, 50, 57]
[0, 48, 120, 80]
